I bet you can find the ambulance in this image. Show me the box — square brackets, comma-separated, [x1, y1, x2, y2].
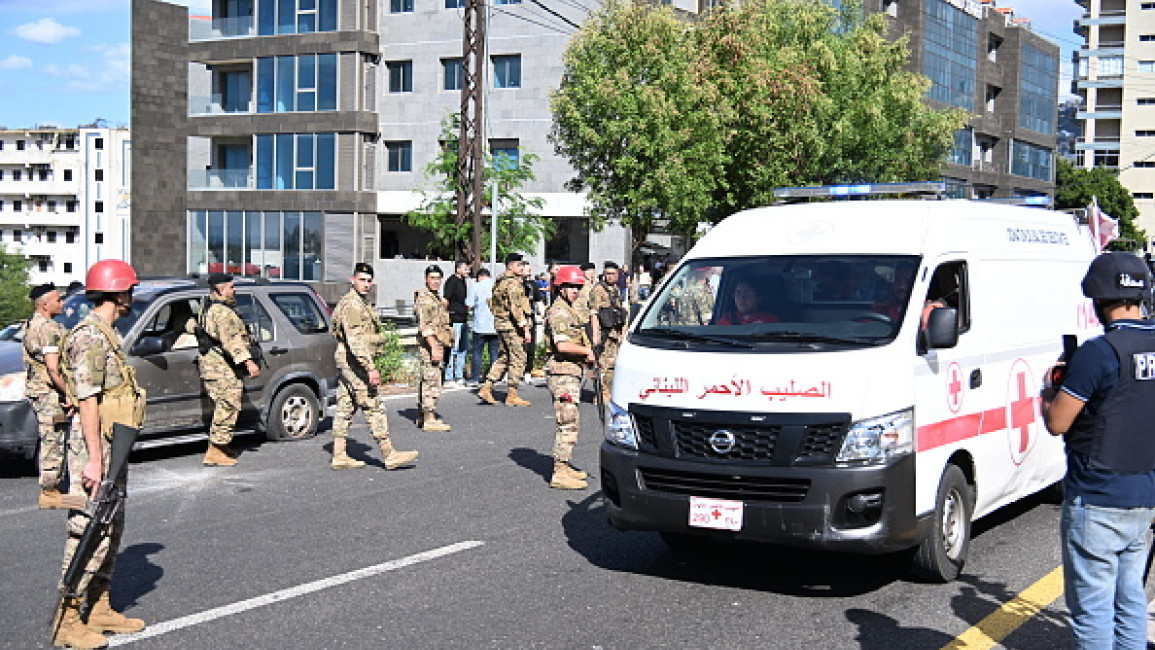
[600, 187, 1101, 581]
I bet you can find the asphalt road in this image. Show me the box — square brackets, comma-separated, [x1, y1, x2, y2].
[0, 380, 1076, 649]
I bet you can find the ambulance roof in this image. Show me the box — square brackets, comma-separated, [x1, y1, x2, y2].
[686, 199, 1094, 261]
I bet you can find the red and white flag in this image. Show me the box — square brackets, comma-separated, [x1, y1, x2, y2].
[1088, 196, 1119, 252]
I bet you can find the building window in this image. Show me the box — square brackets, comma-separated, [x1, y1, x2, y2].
[946, 128, 972, 166]
[65, 230, 75, 243]
[1145, 2, 1155, 8]
[255, 133, 336, 190]
[1140, 98, 1155, 105]
[13, 200, 22, 212]
[187, 210, 324, 281]
[219, 70, 252, 113]
[0, 170, 3, 180]
[386, 141, 412, 172]
[256, 53, 337, 113]
[13, 170, 21, 181]
[95, 201, 104, 212]
[923, 0, 976, 111]
[1142, 35, 1155, 42]
[62, 262, 72, 273]
[38, 169, 49, 181]
[16, 140, 25, 151]
[495, 0, 521, 4]
[13, 230, 21, 241]
[38, 259, 48, 273]
[1137, 60, 1155, 74]
[490, 139, 520, 170]
[1138, 131, 1155, 137]
[1010, 139, 1052, 182]
[46, 231, 56, 243]
[257, 0, 338, 35]
[66, 201, 77, 213]
[1019, 43, 1057, 135]
[390, 0, 414, 12]
[63, 169, 72, 181]
[94, 233, 104, 244]
[443, 58, 463, 91]
[445, 0, 464, 7]
[47, 200, 56, 212]
[94, 138, 103, 150]
[493, 55, 521, 89]
[95, 169, 104, 182]
[1134, 193, 1155, 199]
[387, 61, 413, 93]
[0, 201, 3, 211]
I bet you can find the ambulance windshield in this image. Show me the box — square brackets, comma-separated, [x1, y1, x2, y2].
[636, 255, 919, 347]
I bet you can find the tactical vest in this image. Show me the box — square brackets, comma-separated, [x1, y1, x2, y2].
[596, 281, 627, 332]
[1066, 326, 1155, 473]
[62, 315, 146, 439]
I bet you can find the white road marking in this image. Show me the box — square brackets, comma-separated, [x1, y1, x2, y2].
[107, 540, 485, 646]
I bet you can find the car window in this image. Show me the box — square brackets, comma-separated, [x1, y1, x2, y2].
[59, 292, 148, 337]
[140, 298, 200, 351]
[235, 294, 275, 342]
[269, 293, 328, 334]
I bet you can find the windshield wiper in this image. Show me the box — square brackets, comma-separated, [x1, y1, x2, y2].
[637, 327, 753, 348]
[745, 331, 880, 345]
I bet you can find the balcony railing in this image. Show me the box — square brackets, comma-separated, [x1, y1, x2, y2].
[189, 15, 255, 40]
[188, 169, 253, 190]
[189, 94, 253, 115]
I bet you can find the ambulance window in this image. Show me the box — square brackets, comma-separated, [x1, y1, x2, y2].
[924, 261, 969, 334]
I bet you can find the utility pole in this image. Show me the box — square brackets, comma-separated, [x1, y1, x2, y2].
[457, 0, 486, 269]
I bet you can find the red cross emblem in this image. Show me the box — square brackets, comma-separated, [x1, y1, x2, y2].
[1006, 360, 1038, 465]
[711, 508, 722, 519]
[946, 362, 963, 414]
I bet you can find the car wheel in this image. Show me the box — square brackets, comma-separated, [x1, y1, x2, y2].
[910, 464, 973, 582]
[267, 383, 319, 441]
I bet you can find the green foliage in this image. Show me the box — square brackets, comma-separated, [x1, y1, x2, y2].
[0, 245, 31, 325]
[551, 0, 967, 248]
[374, 321, 409, 383]
[405, 115, 553, 262]
[1054, 157, 1146, 250]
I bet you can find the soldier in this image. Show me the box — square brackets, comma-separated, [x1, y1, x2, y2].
[197, 273, 260, 467]
[544, 265, 595, 490]
[415, 265, 453, 432]
[574, 262, 598, 339]
[589, 262, 629, 404]
[330, 263, 419, 470]
[54, 260, 147, 648]
[24, 282, 72, 508]
[477, 253, 533, 407]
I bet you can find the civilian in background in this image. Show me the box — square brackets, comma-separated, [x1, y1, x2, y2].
[443, 261, 470, 387]
[466, 268, 498, 387]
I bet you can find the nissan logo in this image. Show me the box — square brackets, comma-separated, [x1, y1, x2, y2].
[709, 430, 736, 454]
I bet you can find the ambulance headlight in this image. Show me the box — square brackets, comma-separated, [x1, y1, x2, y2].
[605, 402, 638, 450]
[837, 408, 913, 463]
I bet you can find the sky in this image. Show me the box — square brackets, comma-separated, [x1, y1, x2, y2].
[0, 0, 1083, 130]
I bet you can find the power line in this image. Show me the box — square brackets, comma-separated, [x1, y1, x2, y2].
[526, 0, 580, 29]
[489, 5, 574, 33]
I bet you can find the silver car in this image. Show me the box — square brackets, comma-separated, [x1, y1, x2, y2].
[0, 278, 337, 459]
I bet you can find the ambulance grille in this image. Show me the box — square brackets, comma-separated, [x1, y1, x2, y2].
[634, 414, 658, 448]
[671, 422, 781, 461]
[638, 467, 809, 503]
[795, 423, 845, 461]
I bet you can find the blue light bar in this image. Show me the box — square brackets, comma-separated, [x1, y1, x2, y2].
[773, 181, 945, 199]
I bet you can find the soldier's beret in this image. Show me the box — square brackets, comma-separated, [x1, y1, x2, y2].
[207, 272, 233, 287]
[579, 262, 596, 271]
[504, 253, 524, 264]
[28, 283, 55, 301]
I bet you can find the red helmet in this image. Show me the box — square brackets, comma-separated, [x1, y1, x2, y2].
[85, 260, 139, 292]
[553, 265, 585, 287]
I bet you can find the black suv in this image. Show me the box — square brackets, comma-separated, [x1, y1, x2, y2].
[0, 278, 337, 459]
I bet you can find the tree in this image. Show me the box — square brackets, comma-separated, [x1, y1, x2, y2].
[551, 0, 967, 251]
[0, 246, 31, 325]
[405, 115, 551, 262]
[1054, 157, 1147, 250]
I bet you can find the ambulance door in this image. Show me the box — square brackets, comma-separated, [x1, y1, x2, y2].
[913, 259, 989, 518]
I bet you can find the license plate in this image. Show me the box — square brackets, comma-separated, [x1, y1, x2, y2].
[688, 496, 744, 531]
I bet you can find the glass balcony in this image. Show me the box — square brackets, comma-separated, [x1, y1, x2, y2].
[189, 94, 253, 115]
[189, 15, 255, 40]
[188, 169, 254, 189]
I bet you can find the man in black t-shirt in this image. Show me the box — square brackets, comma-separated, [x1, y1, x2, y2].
[443, 261, 470, 387]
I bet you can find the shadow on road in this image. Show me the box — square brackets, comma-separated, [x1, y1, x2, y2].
[558, 491, 904, 597]
[113, 542, 165, 613]
[950, 574, 1069, 648]
[509, 447, 553, 483]
[845, 608, 955, 649]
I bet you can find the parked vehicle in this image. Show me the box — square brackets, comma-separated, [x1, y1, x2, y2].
[0, 278, 337, 461]
[601, 188, 1099, 581]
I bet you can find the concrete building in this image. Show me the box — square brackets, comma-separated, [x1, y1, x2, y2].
[867, 0, 1060, 200]
[0, 127, 132, 286]
[1072, 0, 1155, 241]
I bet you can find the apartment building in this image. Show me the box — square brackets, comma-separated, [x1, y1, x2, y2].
[866, 0, 1060, 200]
[1073, 0, 1155, 241]
[0, 127, 131, 286]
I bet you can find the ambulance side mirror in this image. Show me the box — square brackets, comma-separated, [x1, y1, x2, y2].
[924, 307, 959, 349]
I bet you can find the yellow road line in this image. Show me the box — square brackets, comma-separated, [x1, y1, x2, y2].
[941, 565, 1064, 650]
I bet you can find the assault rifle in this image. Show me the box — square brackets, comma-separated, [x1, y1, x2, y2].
[50, 423, 141, 629]
[584, 322, 606, 427]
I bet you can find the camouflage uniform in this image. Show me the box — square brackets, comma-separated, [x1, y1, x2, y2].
[574, 283, 594, 325]
[661, 275, 715, 326]
[24, 312, 69, 489]
[545, 299, 589, 466]
[60, 312, 145, 598]
[486, 272, 532, 387]
[589, 280, 626, 400]
[414, 287, 453, 419]
[331, 288, 390, 441]
[198, 296, 253, 446]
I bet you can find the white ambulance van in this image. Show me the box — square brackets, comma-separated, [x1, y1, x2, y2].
[600, 193, 1100, 581]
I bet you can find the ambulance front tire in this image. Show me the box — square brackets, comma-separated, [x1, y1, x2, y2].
[910, 464, 973, 583]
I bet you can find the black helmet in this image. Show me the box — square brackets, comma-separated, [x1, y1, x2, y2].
[1082, 252, 1150, 301]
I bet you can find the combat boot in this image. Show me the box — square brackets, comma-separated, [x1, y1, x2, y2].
[378, 440, 419, 470]
[505, 387, 531, 407]
[86, 589, 146, 635]
[39, 486, 63, 509]
[477, 381, 498, 405]
[550, 462, 588, 490]
[203, 443, 237, 467]
[52, 597, 107, 649]
[420, 411, 452, 432]
[559, 462, 588, 480]
[330, 438, 366, 469]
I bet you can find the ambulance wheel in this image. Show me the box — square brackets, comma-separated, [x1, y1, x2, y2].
[267, 383, 320, 441]
[910, 464, 973, 582]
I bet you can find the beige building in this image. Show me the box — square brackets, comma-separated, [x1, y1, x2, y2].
[1073, 0, 1155, 243]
